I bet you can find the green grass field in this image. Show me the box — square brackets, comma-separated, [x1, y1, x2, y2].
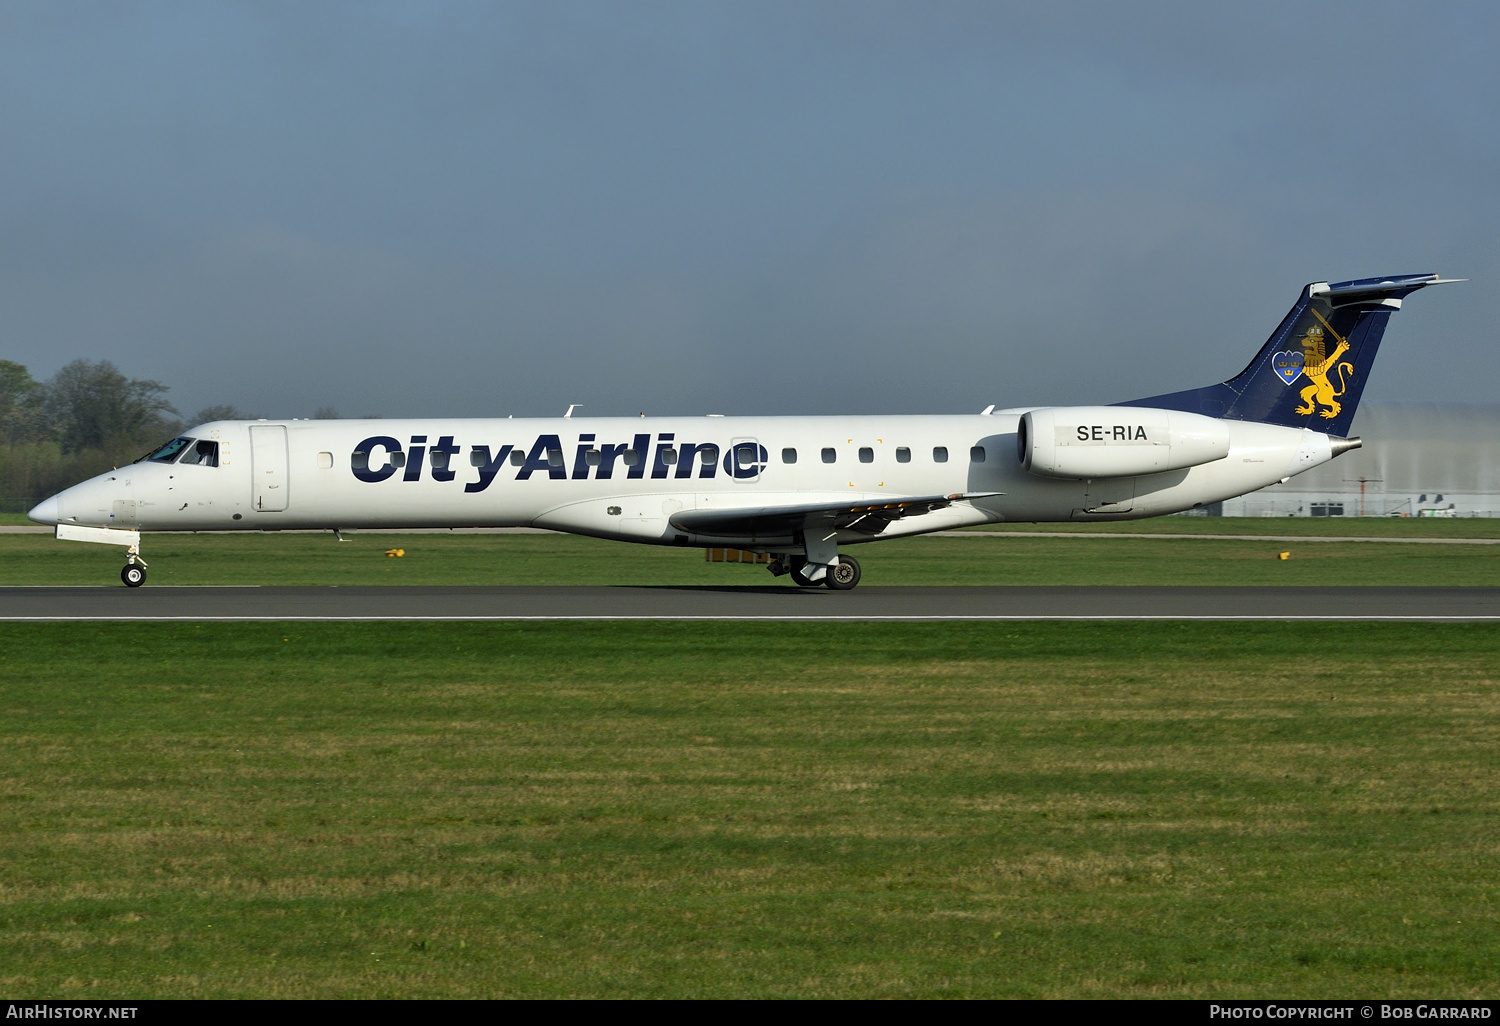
[0, 621, 1496, 998]
[4, 518, 1500, 587]
[4, 518, 1498, 997]
[972, 516, 1500, 538]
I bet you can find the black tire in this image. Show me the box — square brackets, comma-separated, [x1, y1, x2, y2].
[789, 554, 822, 587]
[121, 564, 146, 588]
[825, 555, 861, 591]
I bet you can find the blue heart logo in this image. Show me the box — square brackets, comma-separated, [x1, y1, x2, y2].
[1272, 350, 1304, 385]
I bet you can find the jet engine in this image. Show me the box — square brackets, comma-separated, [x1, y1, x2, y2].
[1017, 406, 1231, 479]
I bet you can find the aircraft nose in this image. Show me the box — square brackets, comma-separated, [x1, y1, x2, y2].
[27, 495, 60, 526]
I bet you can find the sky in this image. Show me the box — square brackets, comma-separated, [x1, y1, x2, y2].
[1, 1, 1497, 421]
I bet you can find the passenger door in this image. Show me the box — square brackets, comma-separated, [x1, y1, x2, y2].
[250, 425, 289, 512]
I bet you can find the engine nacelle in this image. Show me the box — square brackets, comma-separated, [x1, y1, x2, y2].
[1017, 406, 1231, 479]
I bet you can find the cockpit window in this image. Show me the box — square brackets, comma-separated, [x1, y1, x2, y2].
[178, 440, 220, 467]
[138, 437, 195, 464]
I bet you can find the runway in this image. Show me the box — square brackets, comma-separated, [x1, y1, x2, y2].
[2, 585, 1498, 620]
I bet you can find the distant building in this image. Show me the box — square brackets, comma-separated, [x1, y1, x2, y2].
[1220, 404, 1500, 517]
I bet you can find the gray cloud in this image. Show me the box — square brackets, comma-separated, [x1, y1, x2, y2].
[0, 1, 1495, 421]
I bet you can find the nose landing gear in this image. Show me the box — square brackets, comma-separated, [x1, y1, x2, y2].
[121, 544, 148, 588]
[48, 524, 149, 587]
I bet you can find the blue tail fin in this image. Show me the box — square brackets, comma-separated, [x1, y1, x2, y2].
[1118, 273, 1459, 437]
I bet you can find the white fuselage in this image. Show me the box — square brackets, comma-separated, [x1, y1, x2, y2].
[39, 413, 1339, 550]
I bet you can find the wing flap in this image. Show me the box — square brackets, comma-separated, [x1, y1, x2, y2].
[669, 493, 998, 538]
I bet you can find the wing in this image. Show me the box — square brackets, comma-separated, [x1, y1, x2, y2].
[668, 493, 1000, 538]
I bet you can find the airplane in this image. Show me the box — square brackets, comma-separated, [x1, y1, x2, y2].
[27, 273, 1460, 589]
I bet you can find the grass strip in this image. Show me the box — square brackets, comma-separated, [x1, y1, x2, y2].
[6, 528, 1500, 587]
[0, 621, 1496, 997]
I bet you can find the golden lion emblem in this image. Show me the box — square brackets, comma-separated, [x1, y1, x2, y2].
[1293, 324, 1354, 420]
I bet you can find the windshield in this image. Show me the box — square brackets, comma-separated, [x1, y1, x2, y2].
[136, 436, 195, 464]
[177, 439, 219, 467]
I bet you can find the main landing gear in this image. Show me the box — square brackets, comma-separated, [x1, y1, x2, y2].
[774, 553, 862, 590]
[121, 544, 147, 588]
[825, 556, 861, 591]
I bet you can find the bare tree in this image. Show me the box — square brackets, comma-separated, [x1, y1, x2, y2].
[193, 404, 250, 424]
[43, 360, 179, 454]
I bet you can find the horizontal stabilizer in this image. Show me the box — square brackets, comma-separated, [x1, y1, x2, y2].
[1319, 275, 1465, 299]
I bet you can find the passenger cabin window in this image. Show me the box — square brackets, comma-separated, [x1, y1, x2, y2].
[623, 449, 641, 467]
[782, 447, 797, 464]
[821, 447, 836, 464]
[661, 447, 678, 464]
[933, 446, 949, 463]
[895, 446, 911, 463]
[142, 437, 194, 464]
[585, 449, 602, 466]
[429, 449, 449, 471]
[546, 448, 564, 468]
[970, 445, 986, 463]
[353, 446, 400, 473]
[509, 450, 526, 467]
[470, 450, 487, 467]
[178, 440, 220, 467]
[858, 447, 874, 463]
[697, 444, 719, 465]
